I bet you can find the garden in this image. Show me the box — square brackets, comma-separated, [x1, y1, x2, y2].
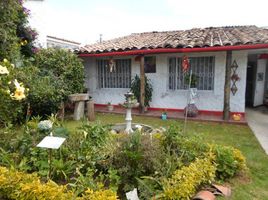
[0, 1, 268, 200]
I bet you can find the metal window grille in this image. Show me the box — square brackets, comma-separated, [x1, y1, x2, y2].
[97, 59, 131, 88]
[169, 56, 215, 90]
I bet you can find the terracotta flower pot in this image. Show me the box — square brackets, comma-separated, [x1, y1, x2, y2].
[193, 190, 216, 200]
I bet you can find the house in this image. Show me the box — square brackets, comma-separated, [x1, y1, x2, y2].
[47, 36, 81, 50]
[24, 1, 81, 49]
[77, 26, 268, 119]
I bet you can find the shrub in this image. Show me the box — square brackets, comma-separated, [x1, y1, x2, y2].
[106, 132, 166, 195]
[34, 48, 85, 99]
[211, 144, 247, 180]
[27, 75, 64, 117]
[0, 166, 118, 200]
[161, 154, 216, 200]
[160, 127, 247, 181]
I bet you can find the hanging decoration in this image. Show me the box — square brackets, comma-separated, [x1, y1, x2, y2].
[182, 55, 190, 73]
[230, 60, 240, 95]
[108, 58, 116, 72]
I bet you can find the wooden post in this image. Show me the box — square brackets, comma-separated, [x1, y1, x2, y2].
[223, 51, 232, 120]
[140, 55, 145, 113]
[87, 99, 95, 121]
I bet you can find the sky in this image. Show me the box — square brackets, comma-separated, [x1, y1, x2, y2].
[28, 0, 268, 45]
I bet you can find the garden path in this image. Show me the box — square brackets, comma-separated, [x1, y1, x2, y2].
[246, 107, 268, 155]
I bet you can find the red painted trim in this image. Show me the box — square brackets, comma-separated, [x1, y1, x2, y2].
[79, 44, 268, 57]
[259, 54, 268, 59]
[94, 103, 245, 117]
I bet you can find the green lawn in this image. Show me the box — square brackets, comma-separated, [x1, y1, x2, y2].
[64, 113, 268, 200]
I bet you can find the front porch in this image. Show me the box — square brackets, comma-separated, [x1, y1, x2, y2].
[94, 104, 247, 125]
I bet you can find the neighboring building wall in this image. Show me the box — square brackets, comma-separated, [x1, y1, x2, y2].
[47, 37, 80, 50]
[83, 51, 248, 113]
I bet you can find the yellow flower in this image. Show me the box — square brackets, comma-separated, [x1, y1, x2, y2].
[0, 65, 9, 75]
[13, 87, 26, 100]
[11, 79, 26, 101]
[3, 58, 8, 63]
[20, 40, 28, 46]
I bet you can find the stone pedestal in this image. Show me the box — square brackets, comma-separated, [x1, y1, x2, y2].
[87, 100, 95, 121]
[69, 93, 89, 121]
[74, 101, 85, 120]
[125, 108, 133, 133]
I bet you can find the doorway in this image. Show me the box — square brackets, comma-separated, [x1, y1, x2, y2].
[246, 54, 267, 107]
[246, 55, 257, 107]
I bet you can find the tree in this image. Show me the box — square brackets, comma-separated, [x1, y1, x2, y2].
[0, 0, 37, 62]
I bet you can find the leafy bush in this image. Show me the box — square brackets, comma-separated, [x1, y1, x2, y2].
[161, 154, 216, 200]
[211, 144, 247, 180]
[34, 48, 85, 99]
[27, 75, 64, 117]
[0, 166, 118, 200]
[106, 132, 166, 195]
[160, 127, 247, 181]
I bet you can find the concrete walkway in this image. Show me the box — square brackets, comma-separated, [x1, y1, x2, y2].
[246, 107, 268, 155]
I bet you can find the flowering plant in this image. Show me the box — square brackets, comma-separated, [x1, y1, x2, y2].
[0, 59, 27, 101]
[38, 120, 53, 132]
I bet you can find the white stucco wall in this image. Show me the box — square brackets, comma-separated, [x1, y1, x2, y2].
[83, 51, 248, 113]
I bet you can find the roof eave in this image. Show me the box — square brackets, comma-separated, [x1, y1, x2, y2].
[78, 44, 268, 57]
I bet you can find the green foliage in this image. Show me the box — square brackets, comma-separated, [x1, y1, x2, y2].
[74, 121, 112, 169]
[211, 144, 247, 180]
[0, 118, 248, 199]
[184, 73, 198, 88]
[130, 74, 153, 107]
[28, 75, 64, 116]
[16, 50, 84, 117]
[0, 166, 118, 200]
[34, 48, 85, 99]
[0, 59, 26, 126]
[0, 0, 21, 61]
[0, 0, 36, 61]
[107, 132, 166, 195]
[161, 154, 216, 200]
[160, 126, 247, 181]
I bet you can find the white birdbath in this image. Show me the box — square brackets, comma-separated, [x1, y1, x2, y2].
[122, 92, 139, 133]
[69, 93, 89, 120]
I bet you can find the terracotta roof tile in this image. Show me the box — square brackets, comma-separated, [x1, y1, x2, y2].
[78, 26, 268, 54]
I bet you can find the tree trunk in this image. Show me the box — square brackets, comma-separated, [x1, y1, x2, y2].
[140, 55, 145, 113]
[223, 51, 232, 120]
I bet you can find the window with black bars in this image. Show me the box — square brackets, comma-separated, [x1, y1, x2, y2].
[168, 56, 215, 90]
[97, 59, 131, 88]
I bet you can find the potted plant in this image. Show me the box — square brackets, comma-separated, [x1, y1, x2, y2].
[184, 73, 198, 88]
[107, 102, 114, 111]
[161, 110, 167, 120]
[130, 75, 153, 111]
